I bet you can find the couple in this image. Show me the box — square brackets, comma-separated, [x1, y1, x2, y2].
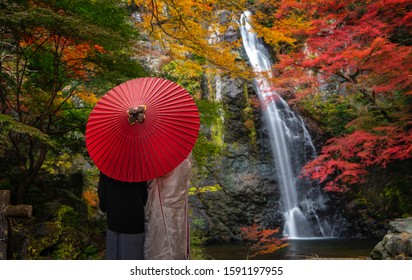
[98, 154, 192, 260]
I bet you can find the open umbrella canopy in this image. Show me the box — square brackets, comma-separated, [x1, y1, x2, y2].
[85, 77, 200, 182]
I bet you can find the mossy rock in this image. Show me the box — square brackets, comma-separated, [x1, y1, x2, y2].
[353, 197, 368, 209]
[55, 204, 80, 228]
[51, 228, 84, 259]
[23, 222, 62, 259]
[20, 204, 88, 259]
[22, 223, 85, 260]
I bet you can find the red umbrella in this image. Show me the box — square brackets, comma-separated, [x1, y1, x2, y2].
[85, 77, 200, 182]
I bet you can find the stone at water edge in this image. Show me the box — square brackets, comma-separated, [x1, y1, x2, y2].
[370, 217, 412, 260]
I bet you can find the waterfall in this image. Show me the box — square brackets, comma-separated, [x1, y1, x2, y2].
[239, 11, 334, 238]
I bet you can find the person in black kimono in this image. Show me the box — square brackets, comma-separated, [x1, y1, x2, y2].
[97, 173, 147, 260]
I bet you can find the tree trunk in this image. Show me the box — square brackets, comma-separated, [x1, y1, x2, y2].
[15, 178, 30, 205]
[15, 144, 47, 204]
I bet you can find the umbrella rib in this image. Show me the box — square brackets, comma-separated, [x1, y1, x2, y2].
[86, 116, 125, 149]
[148, 119, 198, 155]
[105, 127, 128, 180]
[87, 117, 127, 167]
[104, 89, 129, 110]
[144, 79, 176, 106]
[142, 112, 199, 147]
[113, 84, 132, 108]
[146, 129, 179, 177]
[112, 127, 127, 180]
[86, 118, 127, 138]
[138, 123, 163, 180]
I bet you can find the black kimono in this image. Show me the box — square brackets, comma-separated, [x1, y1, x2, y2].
[97, 173, 147, 259]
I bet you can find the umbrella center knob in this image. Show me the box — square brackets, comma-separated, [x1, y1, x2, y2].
[128, 105, 146, 125]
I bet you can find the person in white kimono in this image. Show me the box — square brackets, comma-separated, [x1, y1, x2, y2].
[144, 153, 192, 260]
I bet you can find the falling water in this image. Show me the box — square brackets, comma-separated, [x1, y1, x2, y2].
[239, 11, 334, 238]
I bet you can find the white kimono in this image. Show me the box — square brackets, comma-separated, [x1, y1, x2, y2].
[144, 155, 191, 260]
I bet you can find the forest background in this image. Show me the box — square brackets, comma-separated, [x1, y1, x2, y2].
[0, 0, 411, 259]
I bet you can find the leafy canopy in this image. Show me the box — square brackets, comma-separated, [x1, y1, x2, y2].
[0, 0, 146, 202]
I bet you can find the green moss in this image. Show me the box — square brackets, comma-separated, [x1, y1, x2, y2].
[192, 99, 224, 169]
[196, 99, 222, 126]
[189, 184, 223, 195]
[189, 216, 208, 260]
[353, 197, 368, 208]
[51, 229, 83, 260]
[243, 84, 257, 145]
[55, 204, 79, 228]
[25, 222, 62, 259]
[198, 99, 225, 147]
[352, 171, 412, 223]
[161, 60, 202, 96]
[381, 182, 412, 216]
[189, 232, 208, 260]
[299, 91, 357, 136]
[210, 116, 224, 147]
[192, 132, 221, 168]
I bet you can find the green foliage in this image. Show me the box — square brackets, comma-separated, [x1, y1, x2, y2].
[25, 222, 62, 259]
[55, 205, 79, 228]
[192, 99, 224, 169]
[161, 60, 203, 96]
[192, 132, 221, 169]
[243, 84, 257, 144]
[38, 0, 138, 50]
[196, 99, 223, 127]
[23, 205, 86, 260]
[78, 245, 100, 259]
[189, 217, 208, 260]
[348, 161, 412, 225]
[0, 114, 55, 147]
[42, 152, 87, 175]
[299, 91, 357, 136]
[91, 52, 148, 92]
[0, 0, 147, 203]
[51, 229, 84, 260]
[381, 181, 412, 218]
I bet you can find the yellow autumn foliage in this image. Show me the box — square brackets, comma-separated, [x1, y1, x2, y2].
[75, 90, 99, 106]
[130, 0, 308, 80]
[130, 0, 254, 78]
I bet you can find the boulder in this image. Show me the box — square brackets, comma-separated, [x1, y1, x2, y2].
[370, 217, 412, 259]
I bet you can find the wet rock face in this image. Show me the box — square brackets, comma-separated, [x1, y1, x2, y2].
[370, 218, 412, 260]
[192, 73, 283, 241]
[191, 166, 282, 242]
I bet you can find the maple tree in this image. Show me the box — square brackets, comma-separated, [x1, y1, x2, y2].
[0, 0, 146, 203]
[263, 0, 412, 192]
[130, 0, 292, 79]
[129, 0, 308, 79]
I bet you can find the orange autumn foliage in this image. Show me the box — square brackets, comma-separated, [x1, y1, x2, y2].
[20, 29, 105, 79]
[83, 190, 99, 207]
[240, 224, 288, 257]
